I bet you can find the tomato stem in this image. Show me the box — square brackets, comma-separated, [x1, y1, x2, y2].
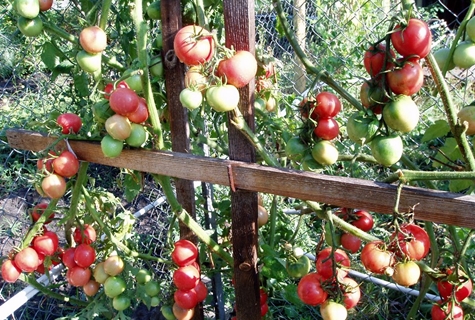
[267, 195, 278, 248]
[99, 0, 113, 31]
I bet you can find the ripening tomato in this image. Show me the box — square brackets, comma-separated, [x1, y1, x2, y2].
[457, 106, 475, 135]
[1, 259, 22, 283]
[382, 95, 420, 133]
[363, 43, 395, 77]
[31, 202, 55, 224]
[392, 261, 421, 287]
[216, 50, 257, 88]
[387, 59, 424, 96]
[359, 80, 387, 110]
[340, 277, 361, 309]
[127, 97, 149, 123]
[103, 255, 125, 276]
[83, 279, 100, 296]
[315, 247, 350, 280]
[174, 25, 215, 66]
[109, 87, 140, 116]
[392, 224, 430, 261]
[320, 301, 348, 320]
[33, 231, 59, 256]
[57, 113, 82, 134]
[79, 26, 107, 54]
[93, 261, 109, 284]
[391, 18, 432, 59]
[105, 114, 132, 141]
[41, 174, 67, 199]
[172, 239, 198, 267]
[39, 0, 53, 11]
[297, 272, 328, 306]
[73, 224, 96, 245]
[173, 265, 200, 291]
[310, 92, 342, 119]
[257, 205, 269, 227]
[360, 241, 395, 274]
[340, 233, 362, 253]
[14, 247, 39, 273]
[185, 66, 208, 91]
[52, 150, 79, 178]
[37, 151, 57, 174]
[74, 244, 96, 268]
[172, 302, 194, 320]
[67, 266, 91, 287]
[314, 118, 340, 140]
[61, 247, 77, 269]
[431, 302, 464, 320]
[311, 140, 339, 166]
[437, 268, 473, 302]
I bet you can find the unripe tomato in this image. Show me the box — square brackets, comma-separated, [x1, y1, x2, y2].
[15, 0, 40, 19]
[145, 280, 160, 296]
[392, 261, 421, 287]
[105, 114, 132, 141]
[320, 301, 348, 320]
[457, 106, 475, 135]
[112, 294, 131, 311]
[101, 135, 123, 158]
[180, 88, 203, 111]
[347, 112, 378, 145]
[311, 140, 338, 166]
[76, 50, 102, 73]
[146, 0, 161, 20]
[453, 41, 475, 69]
[17, 16, 43, 37]
[125, 123, 148, 147]
[41, 174, 67, 199]
[79, 26, 107, 54]
[206, 85, 240, 112]
[370, 135, 403, 167]
[382, 95, 419, 133]
[104, 276, 126, 298]
[433, 48, 455, 71]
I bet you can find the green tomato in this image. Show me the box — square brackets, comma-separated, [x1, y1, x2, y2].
[125, 123, 148, 147]
[382, 95, 419, 133]
[101, 135, 123, 158]
[180, 88, 203, 110]
[161, 305, 175, 320]
[144, 280, 160, 297]
[286, 255, 311, 278]
[466, 16, 475, 42]
[154, 32, 163, 50]
[150, 56, 164, 78]
[124, 69, 143, 92]
[370, 135, 403, 166]
[76, 50, 102, 73]
[206, 85, 240, 112]
[285, 136, 307, 161]
[457, 106, 475, 135]
[433, 48, 455, 71]
[135, 269, 152, 284]
[150, 296, 160, 307]
[15, 0, 40, 19]
[17, 16, 43, 37]
[347, 112, 378, 145]
[453, 41, 475, 69]
[104, 276, 126, 298]
[112, 294, 131, 311]
[146, 0, 161, 20]
[311, 140, 339, 166]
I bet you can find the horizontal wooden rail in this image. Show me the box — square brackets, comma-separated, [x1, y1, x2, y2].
[7, 129, 475, 229]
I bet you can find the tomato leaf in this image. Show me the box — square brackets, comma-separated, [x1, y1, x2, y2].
[41, 42, 61, 71]
[124, 171, 142, 202]
[449, 179, 473, 193]
[283, 283, 304, 307]
[73, 72, 90, 98]
[432, 138, 462, 168]
[422, 120, 450, 142]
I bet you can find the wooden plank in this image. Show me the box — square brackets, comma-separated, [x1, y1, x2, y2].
[223, 0, 260, 319]
[7, 129, 475, 229]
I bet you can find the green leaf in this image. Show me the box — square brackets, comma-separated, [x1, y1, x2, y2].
[422, 120, 450, 142]
[124, 171, 143, 202]
[283, 283, 304, 307]
[73, 72, 90, 98]
[432, 138, 463, 168]
[449, 179, 473, 193]
[41, 42, 61, 71]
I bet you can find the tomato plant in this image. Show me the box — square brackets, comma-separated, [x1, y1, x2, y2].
[172, 239, 199, 267]
[73, 244, 96, 268]
[1, 259, 22, 283]
[216, 50, 257, 88]
[57, 113, 82, 134]
[297, 272, 328, 306]
[173, 25, 215, 66]
[52, 150, 79, 178]
[390, 18, 432, 58]
[360, 241, 395, 274]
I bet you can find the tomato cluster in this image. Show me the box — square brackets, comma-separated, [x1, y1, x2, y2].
[174, 25, 259, 113]
[165, 239, 207, 320]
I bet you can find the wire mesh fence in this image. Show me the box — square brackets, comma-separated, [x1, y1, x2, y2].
[1, 0, 475, 319]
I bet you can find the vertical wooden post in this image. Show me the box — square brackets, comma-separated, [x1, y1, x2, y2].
[160, 2, 202, 319]
[223, 1, 261, 319]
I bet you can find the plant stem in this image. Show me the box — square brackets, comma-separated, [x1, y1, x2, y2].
[268, 195, 278, 248]
[21, 199, 59, 249]
[384, 169, 475, 184]
[99, 0, 113, 30]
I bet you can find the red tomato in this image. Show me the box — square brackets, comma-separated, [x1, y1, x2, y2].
[193, 280, 208, 302]
[216, 50, 257, 88]
[31, 202, 55, 224]
[103, 81, 129, 100]
[74, 244, 96, 268]
[315, 247, 350, 280]
[359, 80, 387, 111]
[431, 302, 464, 320]
[391, 18, 432, 59]
[33, 231, 59, 256]
[387, 59, 424, 96]
[314, 118, 340, 140]
[127, 97, 149, 123]
[52, 150, 79, 178]
[14, 247, 39, 273]
[41, 174, 67, 199]
[260, 302, 269, 316]
[363, 43, 395, 77]
[172, 239, 198, 267]
[39, 0, 54, 11]
[392, 224, 430, 261]
[1, 259, 22, 283]
[360, 241, 395, 274]
[174, 289, 198, 309]
[83, 279, 100, 296]
[61, 247, 77, 269]
[437, 268, 473, 302]
[350, 210, 374, 231]
[173, 265, 200, 291]
[37, 151, 57, 174]
[79, 26, 107, 54]
[297, 272, 328, 306]
[340, 277, 361, 309]
[57, 113, 82, 134]
[67, 266, 91, 287]
[340, 233, 362, 253]
[109, 87, 140, 116]
[173, 25, 215, 66]
[260, 288, 268, 305]
[310, 92, 342, 119]
[73, 224, 96, 245]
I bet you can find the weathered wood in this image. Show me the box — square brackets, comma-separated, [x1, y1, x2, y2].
[7, 129, 475, 229]
[223, 0, 260, 319]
